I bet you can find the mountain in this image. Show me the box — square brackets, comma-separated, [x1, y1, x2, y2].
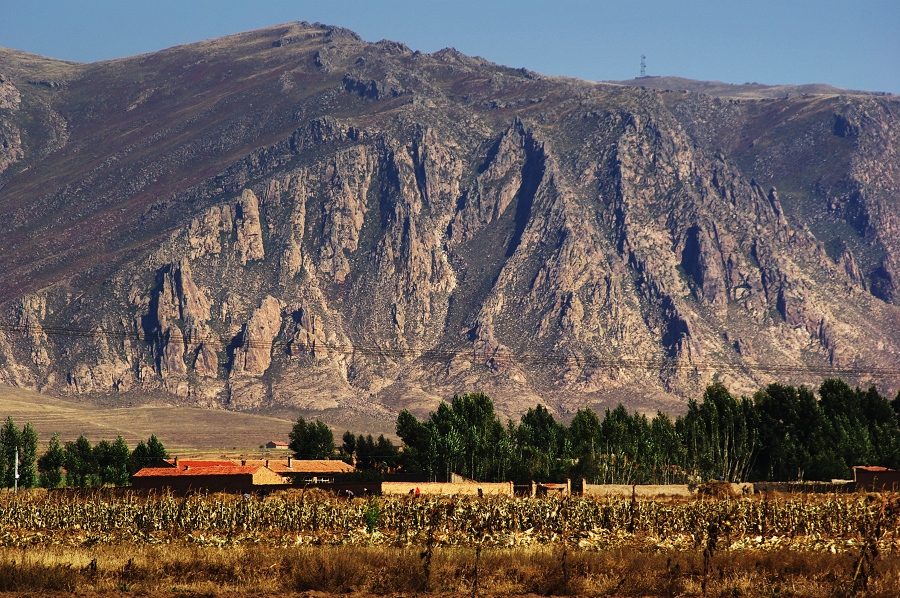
[1, 22, 899, 423]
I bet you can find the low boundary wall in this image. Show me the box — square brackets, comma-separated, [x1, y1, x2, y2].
[582, 482, 754, 498]
[382, 481, 514, 496]
[754, 481, 856, 494]
[582, 483, 695, 499]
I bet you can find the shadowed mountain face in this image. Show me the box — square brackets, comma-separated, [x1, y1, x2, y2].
[1, 22, 899, 421]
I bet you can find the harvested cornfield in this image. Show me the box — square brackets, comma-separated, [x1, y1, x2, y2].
[0, 489, 898, 554]
[1, 490, 899, 596]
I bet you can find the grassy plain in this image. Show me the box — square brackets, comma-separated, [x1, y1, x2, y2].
[0, 383, 294, 454]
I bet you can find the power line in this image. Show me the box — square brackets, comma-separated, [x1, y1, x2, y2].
[1, 321, 898, 378]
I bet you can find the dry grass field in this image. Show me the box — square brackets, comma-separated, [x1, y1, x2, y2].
[3, 543, 893, 597]
[0, 383, 295, 453]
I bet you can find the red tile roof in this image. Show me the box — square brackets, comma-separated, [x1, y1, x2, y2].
[854, 465, 891, 472]
[165, 459, 236, 468]
[289, 459, 355, 473]
[134, 466, 262, 477]
[239, 459, 354, 474]
[241, 459, 294, 473]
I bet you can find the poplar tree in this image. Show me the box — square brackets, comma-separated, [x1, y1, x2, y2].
[0, 417, 38, 488]
[37, 433, 65, 488]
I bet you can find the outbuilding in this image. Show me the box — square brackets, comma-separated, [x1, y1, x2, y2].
[853, 465, 900, 491]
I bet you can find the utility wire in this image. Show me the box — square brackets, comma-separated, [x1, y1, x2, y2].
[1, 321, 898, 378]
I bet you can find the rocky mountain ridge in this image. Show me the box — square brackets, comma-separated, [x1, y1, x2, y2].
[0, 22, 898, 422]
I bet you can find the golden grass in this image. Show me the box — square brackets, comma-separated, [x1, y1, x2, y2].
[0, 47, 86, 78]
[0, 543, 897, 596]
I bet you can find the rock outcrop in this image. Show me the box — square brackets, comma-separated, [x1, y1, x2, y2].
[231, 296, 282, 376]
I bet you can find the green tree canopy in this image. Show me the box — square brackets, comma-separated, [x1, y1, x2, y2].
[395, 393, 512, 482]
[341, 430, 356, 460]
[355, 434, 376, 469]
[395, 408, 432, 474]
[63, 435, 96, 488]
[37, 433, 65, 488]
[127, 435, 169, 476]
[0, 416, 39, 488]
[288, 417, 335, 459]
[147, 434, 169, 462]
[513, 404, 571, 482]
[752, 383, 826, 481]
[0, 416, 19, 488]
[375, 434, 399, 470]
[677, 383, 757, 482]
[817, 379, 900, 478]
[380, 380, 900, 486]
[128, 440, 150, 475]
[95, 436, 131, 487]
[18, 422, 38, 488]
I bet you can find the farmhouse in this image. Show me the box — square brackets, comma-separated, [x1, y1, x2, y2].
[265, 441, 289, 450]
[132, 464, 287, 494]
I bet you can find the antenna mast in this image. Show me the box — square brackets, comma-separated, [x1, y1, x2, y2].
[640, 55, 646, 78]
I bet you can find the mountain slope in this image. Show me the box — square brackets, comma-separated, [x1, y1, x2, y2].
[1, 22, 898, 421]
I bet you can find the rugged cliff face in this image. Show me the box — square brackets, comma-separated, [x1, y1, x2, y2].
[0, 23, 898, 421]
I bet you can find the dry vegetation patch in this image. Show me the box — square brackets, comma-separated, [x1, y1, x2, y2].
[0, 544, 897, 596]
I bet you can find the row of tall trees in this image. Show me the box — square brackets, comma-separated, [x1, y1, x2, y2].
[385, 379, 900, 484]
[287, 416, 404, 471]
[341, 431, 400, 470]
[0, 417, 169, 489]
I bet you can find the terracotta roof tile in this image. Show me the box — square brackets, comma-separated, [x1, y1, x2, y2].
[164, 459, 237, 468]
[289, 460, 355, 473]
[239, 459, 353, 473]
[241, 460, 294, 473]
[134, 466, 262, 477]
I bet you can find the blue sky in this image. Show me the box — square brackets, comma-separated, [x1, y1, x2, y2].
[1, 0, 897, 94]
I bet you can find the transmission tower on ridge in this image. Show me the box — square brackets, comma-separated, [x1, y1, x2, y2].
[640, 55, 646, 78]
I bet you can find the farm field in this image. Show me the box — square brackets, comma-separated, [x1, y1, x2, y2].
[0, 383, 296, 452]
[1, 490, 899, 596]
[0, 383, 398, 455]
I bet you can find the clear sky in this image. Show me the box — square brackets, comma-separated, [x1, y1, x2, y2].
[1, 0, 898, 94]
